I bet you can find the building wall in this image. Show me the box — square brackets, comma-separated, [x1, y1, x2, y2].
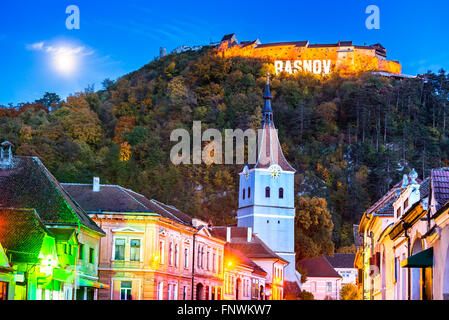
[302, 276, 341, 300]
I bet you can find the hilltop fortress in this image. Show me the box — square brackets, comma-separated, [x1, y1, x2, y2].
[217, 33, 402, 76]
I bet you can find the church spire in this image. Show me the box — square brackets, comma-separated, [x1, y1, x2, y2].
[262, 73, 273, 122]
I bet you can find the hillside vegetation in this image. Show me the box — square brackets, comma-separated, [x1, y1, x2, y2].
[1, 47, 448, 257]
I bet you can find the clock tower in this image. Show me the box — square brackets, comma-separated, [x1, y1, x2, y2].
[237, 76, 298, 282]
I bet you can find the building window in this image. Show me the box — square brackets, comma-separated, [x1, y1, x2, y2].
[158, 282, 164, 300]
[174, 244, 179, 267]
[265, 187, 270, 198]
[173, 284, 178, 300]
[78, 243, 84, 260]
[207, 251, 210, 270]
[243, 188, 245, 200]
[279, 188, 284, 199]
[404, 198, 409, 209]
[63, 244, 68, 254]
[130, 239, 141, 261]
[212, 252, 216, 272]
[115, 239, 125, 261]
[69, 244, 73, 255]
[326, 282, 332, 292]
[159, 240, 165, 264]
[120, 281, 132, 300]
[201, 247, 205, 269]
[197, 245, 201, 268]
[89, 248, 95, 264]
[311, 282, 316, 292]
[184, 248, 189, 268]
[248, 187, 251, 198]
[0, 282, 8, 300]
[183, 286, 188, 300]
[218, 255, 222, 274]
[169, 242, 173, 265]
[397, 207, 402, 218]
[168, 284, 172, 300]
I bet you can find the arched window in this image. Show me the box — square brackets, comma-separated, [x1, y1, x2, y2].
[243, 188, 245, 200]
[265, 187, 270, 198]
[248, 187, 251, 198]
[279, 188, 284, 199]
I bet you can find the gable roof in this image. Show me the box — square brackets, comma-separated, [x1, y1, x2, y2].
[325, 254, 355, 269]
[0, 208, 52, 263]
[0, 157, 104, 235]
[297, 256, 342, 278]
[211, 226, 288, 263]
[62, 183, 193, 226]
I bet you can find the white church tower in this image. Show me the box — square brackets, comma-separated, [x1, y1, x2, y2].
[237, 76, 298, 283]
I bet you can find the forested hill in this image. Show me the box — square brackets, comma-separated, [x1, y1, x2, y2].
[1, 46, 449, 255]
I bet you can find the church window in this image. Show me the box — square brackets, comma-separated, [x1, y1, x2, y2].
[265, 187, 270, 198]
[248, 187, 251, 198]
[279, 188, 284, 199]
[243, 188, 245, 200]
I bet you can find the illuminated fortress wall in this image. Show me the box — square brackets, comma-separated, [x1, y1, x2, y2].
[217, 34, 402, 76]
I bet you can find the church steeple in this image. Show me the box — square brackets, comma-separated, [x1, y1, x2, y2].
[262, 74, 273, 123]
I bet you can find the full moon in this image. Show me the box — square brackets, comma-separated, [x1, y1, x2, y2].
[52, 49, 77, 75]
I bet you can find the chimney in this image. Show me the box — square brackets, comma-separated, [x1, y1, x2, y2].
[247, 227, 252, 243]
[226, 227, 231, 243]
[93, 177, 100, 192]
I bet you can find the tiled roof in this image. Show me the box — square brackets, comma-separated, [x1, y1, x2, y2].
[325, 253, 355, 269]
[0, 157, 104, 234]
[297, 256, 342, 278]
[224, 244, 267, 275]
[211, 227, 288, 263]
[221, 34, 236, 41]
[0, 208, 50, 263]
[431, 169, 449, 211]
[62, 184, 193, 226]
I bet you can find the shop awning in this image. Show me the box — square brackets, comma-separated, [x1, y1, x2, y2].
[401, 247, 433, 268]
[78, 277, 110, 289]
[53, 268, 74, 282]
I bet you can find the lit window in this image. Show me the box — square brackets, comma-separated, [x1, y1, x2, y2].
[120, 281, 132, 300]
[158, 282, 164, 300]
[130, 239, 141, 261]
[159, 240, 165, 264]
[115, 239, 125, 261]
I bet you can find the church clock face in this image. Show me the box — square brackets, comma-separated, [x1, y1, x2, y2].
[268, 164, 282, 179]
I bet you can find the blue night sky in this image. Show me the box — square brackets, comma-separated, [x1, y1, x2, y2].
[0, 0, 448, 105]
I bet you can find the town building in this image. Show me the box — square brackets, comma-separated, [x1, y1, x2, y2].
[62, 180, 225, 300]
[236, 76, 301, 295]
[0, 142, 107, 300]
[297, 256, 342, 300]
[355, 167, 449, 300]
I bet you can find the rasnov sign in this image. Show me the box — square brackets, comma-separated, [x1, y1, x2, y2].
[274, 60, 332, 75]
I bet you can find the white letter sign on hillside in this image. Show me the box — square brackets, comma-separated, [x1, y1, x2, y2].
[274, 60, 332, 75]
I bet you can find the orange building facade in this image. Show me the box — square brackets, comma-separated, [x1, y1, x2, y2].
[218, 33, 401, 76]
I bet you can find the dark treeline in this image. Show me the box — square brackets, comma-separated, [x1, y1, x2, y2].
[1, 47, 448, 256]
